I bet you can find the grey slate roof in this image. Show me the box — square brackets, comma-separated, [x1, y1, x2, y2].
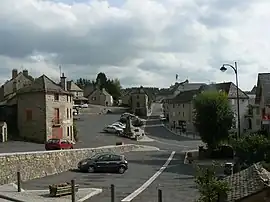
[17, 75, 71, 95]
[256, 73, 270, 105]
[67, 81, 83, 92]
[200, 82, 249, 99]
[170, 89, 199, 103]
[223, 162, 270, 202]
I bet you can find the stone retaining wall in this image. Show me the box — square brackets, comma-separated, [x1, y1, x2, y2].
[0, 144, 141, 185]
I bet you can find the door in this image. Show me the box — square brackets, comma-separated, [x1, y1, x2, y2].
[109, 155, 122, 172]
[95, 154, 111, 172]
[52, 127, 63, 139]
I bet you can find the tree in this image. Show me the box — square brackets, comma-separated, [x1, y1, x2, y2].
[193, 90, 234, 149]
[73, 123, 79, 142]
[106, 78, 122, 100]
[195, 163, 230, 202]
[230, 133, 270, 166]
[96, 72, 107, 90]
[76, 78, 95, 89]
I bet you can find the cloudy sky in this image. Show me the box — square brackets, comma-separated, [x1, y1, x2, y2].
[0, 0, 269, 90]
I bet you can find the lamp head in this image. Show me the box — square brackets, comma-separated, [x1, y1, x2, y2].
[220, 65, 227, 72]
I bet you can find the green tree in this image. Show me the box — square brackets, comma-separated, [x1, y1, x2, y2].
[230, 133, 270, 165]
[96, 72, 108, 90]
[73, 123, 79, 142]
[193, 90, 234, 149]
[106, 78, 122, 100]
[76, 78, 95, 89]
[195, 163, 230, 202]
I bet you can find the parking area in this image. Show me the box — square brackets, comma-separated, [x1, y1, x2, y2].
[0, 111, 133, 153]
[19, 149, 196, 201]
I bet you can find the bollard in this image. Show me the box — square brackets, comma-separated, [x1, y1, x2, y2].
[158, 189, 162, 202]
[17, 172, 21, 192]
[111, 184, 115, 202]
[71, 179, 75, 202]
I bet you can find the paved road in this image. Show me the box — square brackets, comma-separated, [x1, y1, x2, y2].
[19, 103, 201, 201]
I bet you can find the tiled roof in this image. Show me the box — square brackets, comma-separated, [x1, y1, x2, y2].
[67, 81, 83, 92]
[170, 89, 199, 103]
[17, 75, 71, 95]
[223, 162, 270, 202]
[88, 88, 111, 97]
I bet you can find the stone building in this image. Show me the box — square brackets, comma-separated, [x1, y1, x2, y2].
[87, 88, 113, 106]
[16, 74, 74, 143]
[67, 80, 88, 105]
[0, 69, 34, 101]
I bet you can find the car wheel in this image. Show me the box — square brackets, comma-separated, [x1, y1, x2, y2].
[87, 166, 95, 173]
[118, 166, 126, 174]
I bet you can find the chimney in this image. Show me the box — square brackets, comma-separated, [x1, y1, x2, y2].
[12, 69, 18, 79]
[22, 70, 28, 77]
[60, 73, 67, 91]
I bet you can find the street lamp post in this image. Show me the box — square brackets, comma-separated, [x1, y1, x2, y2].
[220, 62, 241, 139]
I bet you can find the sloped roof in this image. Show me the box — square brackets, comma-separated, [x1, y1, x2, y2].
[223, 162, 270, 202]
[170, 89, 199, 103]
[200, 82, 249, 99]
[67, 81, 83, 92]
[88, 88, 111, 97]
[17, 75, 71, 95]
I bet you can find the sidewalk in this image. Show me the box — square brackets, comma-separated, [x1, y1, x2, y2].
[162, 124, 201, 140]
[0, 184, 102, 202]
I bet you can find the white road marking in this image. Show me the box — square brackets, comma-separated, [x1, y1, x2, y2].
[121, 151, 176, 202]
[78, 188, 103, 202]
[11, 183, 25, 192]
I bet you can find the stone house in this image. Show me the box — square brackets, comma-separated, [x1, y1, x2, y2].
[130, 87, 149, 116]
[66, 80, 88, 105]
[222, 162, 270, 202]
[0, 122, 7, 142]
[16, 74, 74, 143]
[162, 80, 205, 121]
[255, 73, 270, 132]
[87, 88, 113, 106]
[0, 69, 34, 101]
[167, 89, 199, 133]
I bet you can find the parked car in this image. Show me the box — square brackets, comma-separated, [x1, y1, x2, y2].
[45, 139, 74, 150]
[120, 113, 136, 123]
[103, 125, 124, 134]
[159, 114, 166, 121]
[81, 103, 88, 108]
[77, 153, 128, 174]
[112, 122, 126, 129]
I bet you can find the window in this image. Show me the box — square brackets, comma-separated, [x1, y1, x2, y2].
[183, 112, 185, 117]
[54, 94, 59, 101]
[173, 104, 175, 108]
[110, 155, 121, 161]
[97, 154, 110, 161]
[136, 102, 140, 107]
[256, 119, 261, 125]
[92, 97, 96, 101]
[67, 126, 70, 136]
[26, 109, 32, 121]
[66, 95, 69, 102]
[231, 99, 235, 105]
[69, 109, 72, 118]
[137, 95, 139, 99]
[182, 104, 184, 108]
[66, 108, 69, 119]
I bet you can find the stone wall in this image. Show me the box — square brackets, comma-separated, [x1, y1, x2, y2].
[0, 144, 141, 185]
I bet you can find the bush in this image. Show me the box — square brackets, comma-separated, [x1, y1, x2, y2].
[210, 145, 234, 159]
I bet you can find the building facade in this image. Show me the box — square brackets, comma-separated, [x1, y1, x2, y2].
[88, 88, 113, 106]
[130, 87, 149, 116]
[17, 74, 74, 143]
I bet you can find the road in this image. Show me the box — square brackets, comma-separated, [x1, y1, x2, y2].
[19, 103, 201, 201]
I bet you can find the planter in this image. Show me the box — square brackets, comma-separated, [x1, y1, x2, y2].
[49, 183, 79, 197]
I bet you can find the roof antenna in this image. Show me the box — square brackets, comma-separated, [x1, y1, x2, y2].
[59, 65, 62, 77]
